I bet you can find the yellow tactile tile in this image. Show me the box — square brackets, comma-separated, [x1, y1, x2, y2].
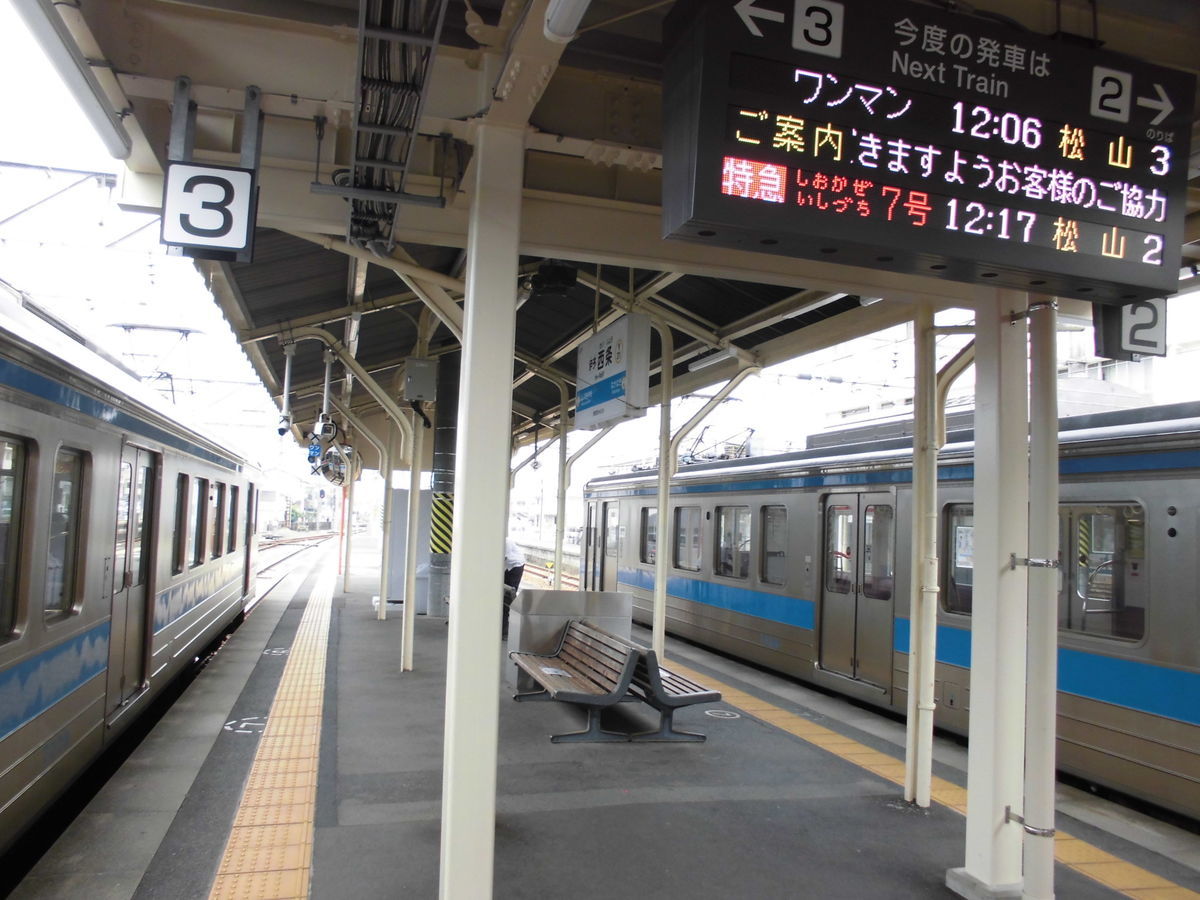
[1074, 862, 1181, 892]
[209, 570, 334, 900]
[219, 840, 311, 874]
[1124, 888, 1200, 899]
[665, 656, 1199, 900]
[210, 869, 310, 900]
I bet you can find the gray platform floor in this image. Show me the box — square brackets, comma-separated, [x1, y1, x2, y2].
[10, 535, 1200, 899]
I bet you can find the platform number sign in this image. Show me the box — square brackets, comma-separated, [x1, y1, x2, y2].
[161, 162, 256, 254]
[1093, 297, 1167, 361]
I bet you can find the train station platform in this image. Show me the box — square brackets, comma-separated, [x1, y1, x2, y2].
[9, 536, 1200, 900]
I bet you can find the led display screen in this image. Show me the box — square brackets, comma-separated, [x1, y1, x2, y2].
[662, 0, 1194, 304]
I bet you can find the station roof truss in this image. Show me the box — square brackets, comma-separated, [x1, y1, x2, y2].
[46, 0, 1200, 464]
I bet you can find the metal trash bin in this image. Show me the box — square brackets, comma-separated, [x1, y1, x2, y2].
[506, 589, 633, 689]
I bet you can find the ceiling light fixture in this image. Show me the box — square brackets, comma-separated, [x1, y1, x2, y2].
[11, 0, 132, 160]
[687, 347, 739, 372]
[544, 0, 592, 42]
[781, 292, 848, 320]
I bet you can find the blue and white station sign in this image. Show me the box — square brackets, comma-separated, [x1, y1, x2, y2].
[575, 314, 652, 429]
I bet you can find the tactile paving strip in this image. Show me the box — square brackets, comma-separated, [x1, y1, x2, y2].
[666, 659, 1200, 900]
[209, 570, 335, 900]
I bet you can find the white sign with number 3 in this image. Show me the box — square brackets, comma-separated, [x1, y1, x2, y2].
[161, 162, 255, 251]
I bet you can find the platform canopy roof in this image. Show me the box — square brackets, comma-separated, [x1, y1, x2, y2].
[29, 0, 1200, 462]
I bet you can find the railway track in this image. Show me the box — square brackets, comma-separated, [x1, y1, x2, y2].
[523, 561, 579, 590]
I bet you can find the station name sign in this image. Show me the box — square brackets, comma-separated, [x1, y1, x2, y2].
[662, 0, 1195, 304]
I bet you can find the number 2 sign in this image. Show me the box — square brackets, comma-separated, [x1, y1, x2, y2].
[161, 162, 256, 251]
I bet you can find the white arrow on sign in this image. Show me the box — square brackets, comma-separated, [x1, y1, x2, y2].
[1136, 83, 1173, 126]
[734, 0, 784, 37]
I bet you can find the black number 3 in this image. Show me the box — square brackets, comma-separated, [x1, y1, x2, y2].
[802, 5, 834, 46]
[179, 175, 234, 238]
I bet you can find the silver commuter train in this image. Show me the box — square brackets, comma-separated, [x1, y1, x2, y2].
[583, 404, 1200, 820]
[0, 282, 258, 852]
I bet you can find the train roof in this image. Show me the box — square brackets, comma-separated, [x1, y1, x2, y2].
[585, 401, 1200, 490]
[0, 280, 246, 468]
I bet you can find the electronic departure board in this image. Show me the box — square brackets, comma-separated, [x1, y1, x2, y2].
[662, 0, 1195, 304]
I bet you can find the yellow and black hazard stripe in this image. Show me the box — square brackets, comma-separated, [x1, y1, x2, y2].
[430, 492, 453, 554]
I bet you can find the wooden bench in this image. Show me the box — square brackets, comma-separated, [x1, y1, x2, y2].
[510, 620, 721, 743]
[510, 620, 640, 742]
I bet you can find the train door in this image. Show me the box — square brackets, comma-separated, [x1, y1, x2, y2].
[106, 445, 157, 718]
[243, 482, 256, 597]
[583, 501, 598, 590]
[819, 493, 896, 690]
[600, 501, 620, 592]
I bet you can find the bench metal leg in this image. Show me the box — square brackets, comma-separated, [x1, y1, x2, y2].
[550, 707, 630, 743]
[629, 707, 706, 742]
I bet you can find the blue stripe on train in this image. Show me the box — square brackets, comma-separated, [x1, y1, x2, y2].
[891, 618, 1200, 726]
[614, 575, 1199, 727]
[0, 357, 239, 470]
[0, 621, 110, 742]
[587, 449, 1200, 498]
[619, 567, 815, 631]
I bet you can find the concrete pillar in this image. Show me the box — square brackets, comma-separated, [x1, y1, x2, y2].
[1024, 300, 1060, 899]
[439, 121, 525, 900]
[947, 289, 1030, 899]
[905, 305, 938, 808]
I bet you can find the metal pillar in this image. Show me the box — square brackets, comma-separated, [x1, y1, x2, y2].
[654, 364, 759, 657]
[947, 290, 1030, 899]
[439, 122, 524, 900]
[905, 305, 938, 808]
[1024, 300, 1060, 900]
[379, 426, 397, 621]
[401, 410, 424, 670]
[650, 320, 673, 660]
[342, 441, 356, 592]
[429, 350, 460, 617]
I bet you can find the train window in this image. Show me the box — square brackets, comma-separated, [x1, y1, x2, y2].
[605, 504, 620, 558]
[114, 461, 132, 588]
[227, 486, 239, 554]
[943, 505, 974, 614]
[1061, 505, 1146, 641]
[715, 506, 750, 579]
[173, 474, 189, 574]
[191, 478, 208, 567]
[862, 505, 895, 601]
[760, 505, 787, 585]
[640, 507, 657, 564]
[1, 436, 28, 635]
[211, 483, 225, 559]
[130, 459, 153, 586]
[45, 448, 86, 617]
[674, 506, 702, 571]
[824, 504, 854, 594]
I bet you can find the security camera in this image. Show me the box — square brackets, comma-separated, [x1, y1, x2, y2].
[277, 414, 292, 436]
[312, 413, 338, 440]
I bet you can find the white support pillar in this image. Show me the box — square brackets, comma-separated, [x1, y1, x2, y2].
[401, 411, 424, 671]
[1023, 300, 1060, 900]
[651, 320, 673, 659]
[905, 305, 939, 808]
[948, 290, 1030, 899]
[342, 478, 354, 590]
[378, 426, 397, 621]
[439, 121, 525, 900]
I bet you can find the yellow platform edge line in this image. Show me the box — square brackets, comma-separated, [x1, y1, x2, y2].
[208, 571, 336, 900]
[663, 658, 1200, 900]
